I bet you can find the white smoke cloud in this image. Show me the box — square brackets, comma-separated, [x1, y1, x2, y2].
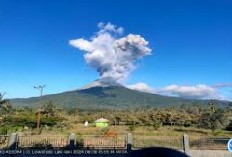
[97, 22, 124, 35]
[69, 22, 151, 82]
[127, 83, 228, 100]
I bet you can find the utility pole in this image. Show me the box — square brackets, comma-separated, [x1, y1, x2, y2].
[34, 85, 45, 131]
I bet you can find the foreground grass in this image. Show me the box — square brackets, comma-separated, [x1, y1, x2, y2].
[32, 124, 232, 139]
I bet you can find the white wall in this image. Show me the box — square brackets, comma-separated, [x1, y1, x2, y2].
[188, 150, 232, 157]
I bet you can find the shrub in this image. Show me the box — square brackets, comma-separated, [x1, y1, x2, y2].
[100, 128, 110, 135]
[0, 126, 8, 135]
[128, 125, 136, 131]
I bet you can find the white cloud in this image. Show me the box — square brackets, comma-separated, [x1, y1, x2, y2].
[157, 84, 219, 99]
[211, 83, 232, 88]
[127, 82, 155, 93]
[127, 83, 228, 100]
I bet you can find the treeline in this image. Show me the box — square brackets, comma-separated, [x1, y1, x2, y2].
[1, 92, 232, 134]
[0, 94, 67, 134]
[79, 102, 231, 132]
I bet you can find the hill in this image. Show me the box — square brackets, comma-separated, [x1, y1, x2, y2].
[9, 85, 230, 110]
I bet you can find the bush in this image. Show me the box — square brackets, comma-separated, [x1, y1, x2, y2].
[128, 125, 136, 131]
[100, 128, 110, 135]
[0, 126, 8, 135]
[152, 121, 162, 130]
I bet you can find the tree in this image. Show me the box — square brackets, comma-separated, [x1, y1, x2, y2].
[180, 103, 187, 114]
[125, 114, 138, 125]
[147, 110, 162, 129]
[226, 102, 232, 116]
[165, 106, 177, 127]
[193, 103, 203, 115]
[198, 101, 228, 132]
[208, 101, 216, 115]
[0, 93, 12, 118]
[42, 101, 57, 117]
[0, 93, 8, 105]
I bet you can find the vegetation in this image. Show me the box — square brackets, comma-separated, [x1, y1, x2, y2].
[1, 90, 232, 137]
[0, 94, 66, 134]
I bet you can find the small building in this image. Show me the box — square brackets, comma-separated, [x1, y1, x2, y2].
[95, 118, 109, 127]
[84, 121, 88, 127]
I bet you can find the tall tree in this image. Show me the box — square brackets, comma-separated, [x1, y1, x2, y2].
[42, 101, 57, 117]
[199, 101, 228, 132]
[0, 93, 11, 117]
[0, 93, 8, 106]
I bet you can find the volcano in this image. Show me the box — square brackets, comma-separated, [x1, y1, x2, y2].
[78, 78, 123, 90]
[10, 80, 230, 110]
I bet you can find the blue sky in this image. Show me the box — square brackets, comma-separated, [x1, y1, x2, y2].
[0, 0, 231, 100]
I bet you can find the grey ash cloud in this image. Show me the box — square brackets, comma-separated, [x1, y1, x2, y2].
[69, 22, 151, 83]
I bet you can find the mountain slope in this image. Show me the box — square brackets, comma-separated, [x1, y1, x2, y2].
[10, 85, 230, 110]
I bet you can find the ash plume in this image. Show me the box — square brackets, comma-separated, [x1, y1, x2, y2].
[69, 22, 152, 83]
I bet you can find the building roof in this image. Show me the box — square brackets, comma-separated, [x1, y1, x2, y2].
[95, 118, 110, 123]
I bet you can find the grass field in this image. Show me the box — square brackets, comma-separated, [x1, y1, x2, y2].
[33, 123, 232, 139]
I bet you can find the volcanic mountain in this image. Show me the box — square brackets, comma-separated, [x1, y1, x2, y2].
[78, 79, 123, 90]
[10, 80, 230, 110]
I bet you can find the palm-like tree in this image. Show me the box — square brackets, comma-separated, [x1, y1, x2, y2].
[0, 92, 11, 118]
[0, 93, 8, 106]
[42, 101, 57, 117]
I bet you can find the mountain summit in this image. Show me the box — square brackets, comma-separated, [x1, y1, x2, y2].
[79, 78, 123, 90]
[10, 80, 230, 110]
